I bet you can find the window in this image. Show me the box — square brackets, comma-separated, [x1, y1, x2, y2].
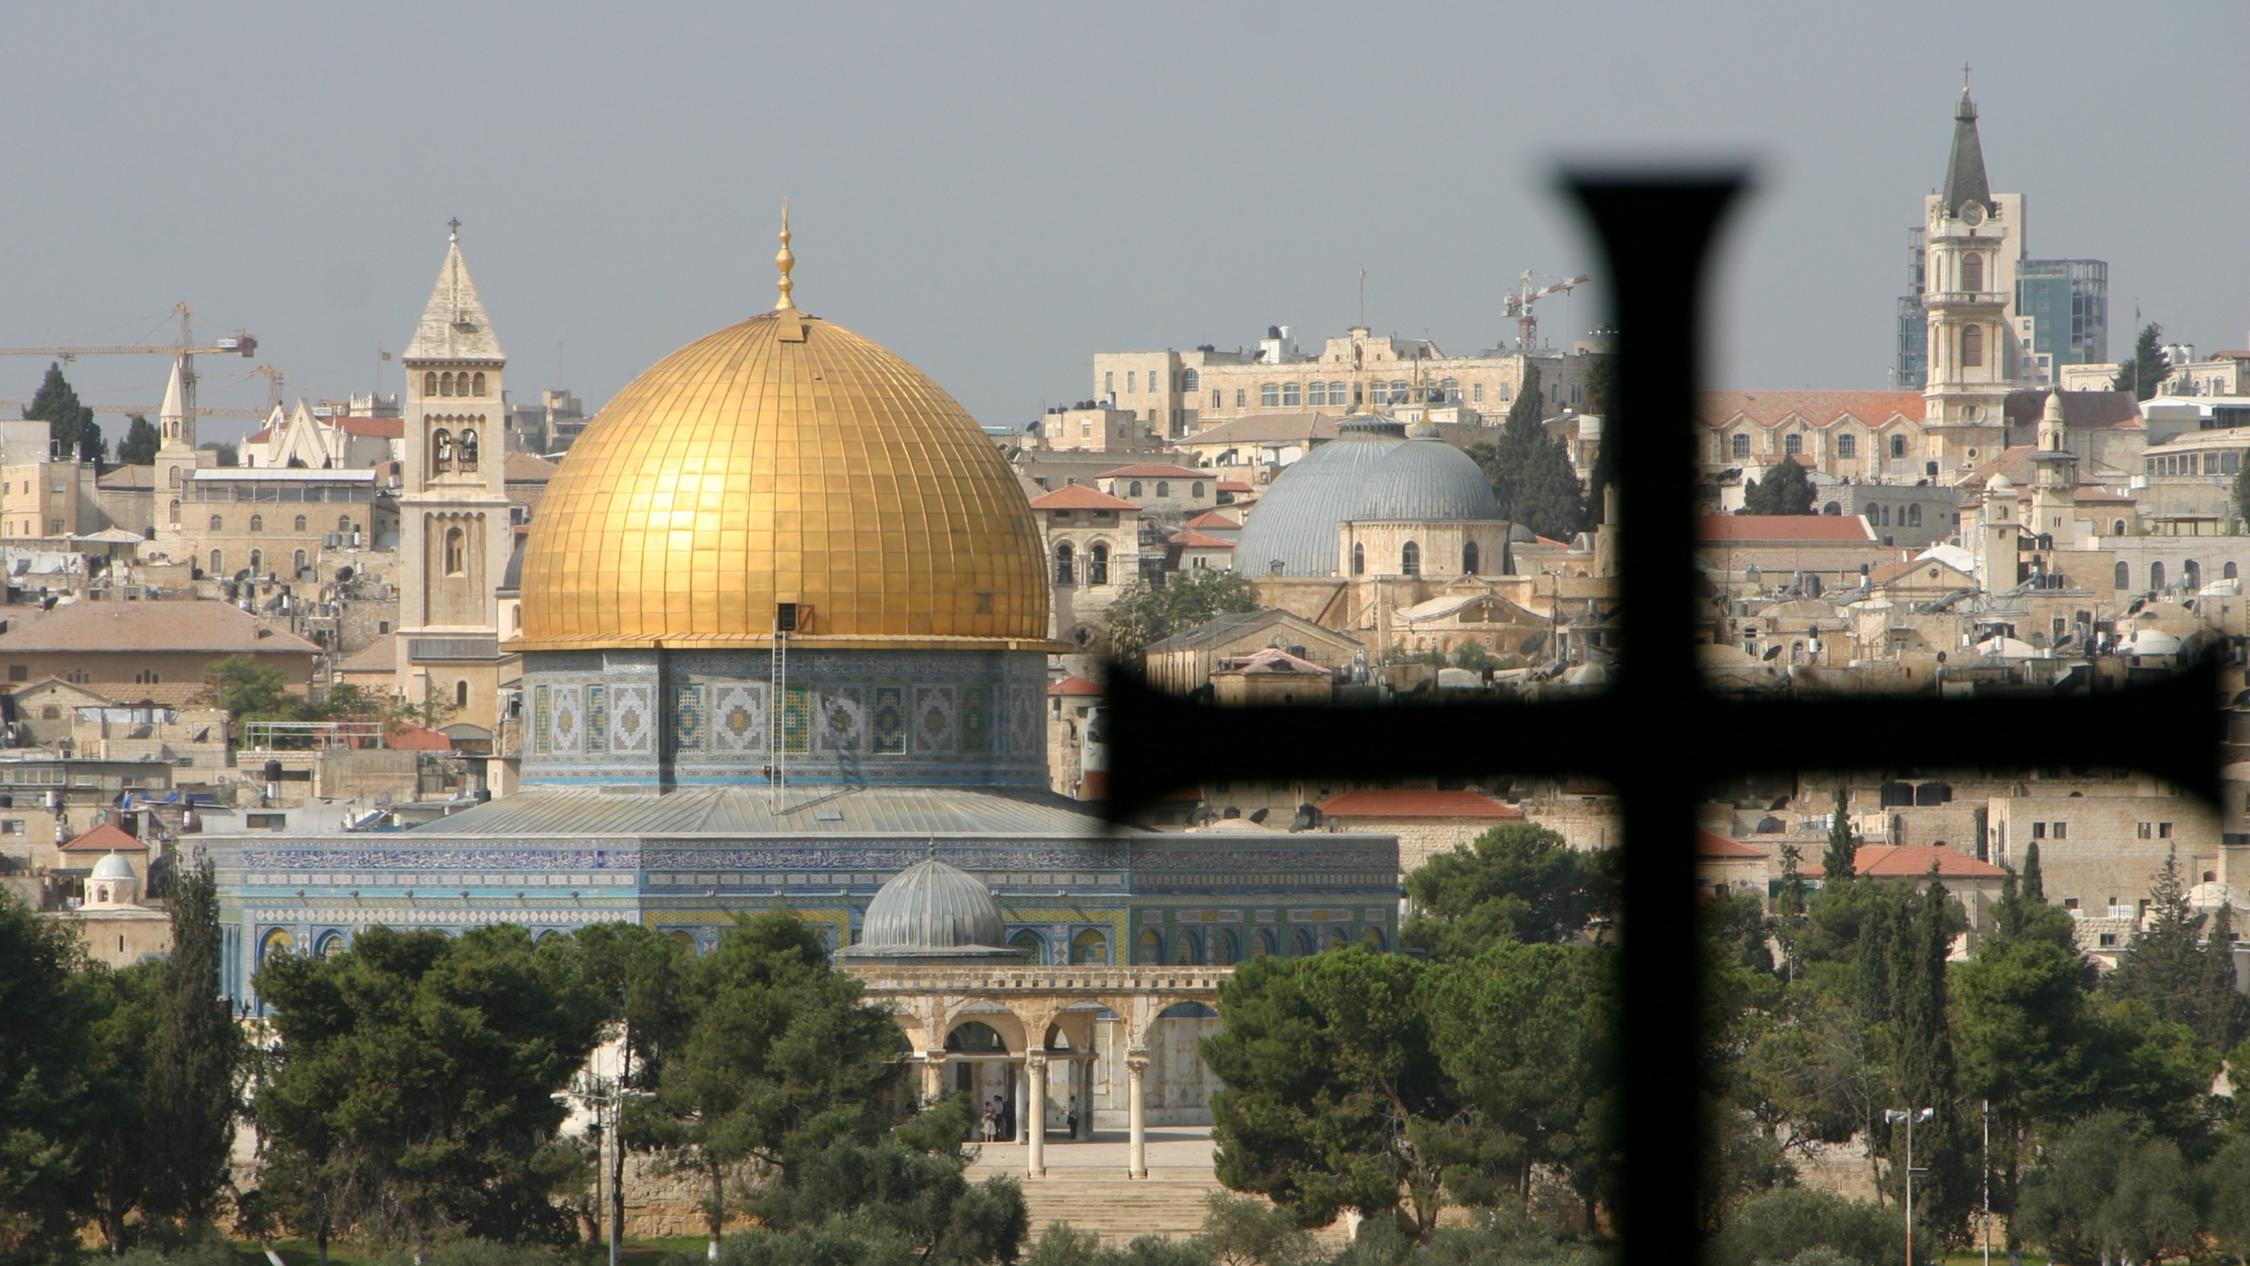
[2032, 821, 2046, 839]
[424, 371, 437, 396]
[1352, 542, 1365, 575]
[1962, 253, 1983, 291]
[1474, 383, 1485, 403]
[1053, 542, 1074, 585]
[1156, 481, 1170, 498]
[2116, 561, 2131, 589]
[1191, 482, 1204, 498]
[1089, 542, 1109, 585]
[293, 514, 307, 531]
[456, 680, 469, 708]
[1907, 504, 1922, 527]
[133, 669, 160, 685]
[1211, 389, 1222, 408]
[1103, 371, 1113, 394]
[340, 516, 352, 532]
[2064, 897, 2081, 910]
[1890, 434, 1907, 459]
[432, 428, 453, 473]
[1234, 389, 1246, 408]
[2138, 822, 2153, 839]
[209, 549, 223, 574]
[4, 665, 22, 682]
[1962, 324, 1983, 368]
[1441, 377, 1459, 402]
[249, 514, 264, 532]
[458, 429, 479, 471]
[1181, 369, 1198, 392]
[443, 528, 466, 576]
[293, 549, 308, 572]
[2053, 821, 2067, 840]
[208, 514, 223, 531]
[1126, 371, 1136, 393]
[2151, 562, 2165, 590]
[39, 705, 58, 720]
[248, 549, 262, 573]
[1784, 433, 1802, 456]
[472, 372, 485, 396]
[167, 499, 178, 525]
[1330, 381, 1347, 404]
[1282, 383, 1302, 407]
[1260, 383, 1280, 408]
[1128, 481, 1143, 497]
[1837, 434, 1856, 458]
[2160, 822, 2173, 839]
[1079, 418, 1091, 438]
[1463, 541, 1480, 575]
[1731, 433, 1750, 459]
[169, 467, 181, 488]
[1308, 382, 1327, 406]
[1401, 541, 1420, 576]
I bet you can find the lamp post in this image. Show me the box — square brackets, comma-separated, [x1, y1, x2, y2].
[1885, 1106, 1933, 1266]
[566, 1067, 654, 1266]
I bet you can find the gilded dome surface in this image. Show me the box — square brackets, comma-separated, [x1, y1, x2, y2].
[518, 309, 1049, 649]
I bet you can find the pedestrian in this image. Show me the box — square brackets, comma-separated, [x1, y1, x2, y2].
[1066, 1096, 1079, 1138]
[979, 1099, 996, 1142]
[999, 1092, 1015, 1142]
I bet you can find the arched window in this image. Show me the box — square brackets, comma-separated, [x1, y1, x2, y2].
[1962, 253, 1984, 291]
[1962, 324, 1984, 368]
[1136, 928, 1164, 965]
[2185, 560, 2201, 590]
[293, 549, 308, 572]
[1401, 541, 1420, 576]
[208, 549, 222, 574]
[1128, 481, 1142, 497]
[1171, 929, 1202, 966]
[1156, 481, 1170, 498]
[472, 372, 485, 396]
[168, 467, 182, 488]
[458, 429, 479, 471]
[1463, 541, 1480, 575]
[1351, 542, 1365, 575]
[1732, 433, 1750, 459]
[1088, 541, 1110, 585]
[1294, 928, 1319, 957]
[1260, 383, 1280, 408]
[455, 679, 470, 708]
[1890, 434, 1907, 459]
[1307, 382, 1327, 406]
[2116, 561, 2131, 590]
[1009, 929, 1046, 964]
[1281, 383, 1302, 407]
[293, 514, 307, 532]
[1838, 434, 1857, 459]
[248, 549, 262, 574]
[2112, 519, 2126, 536]
[1212, 929, 1240, 966]
[432, 428, 454, 473]
[208, 514, 223, 531]
[2150, 561, 2165, 590]
[1907, 504, 1922, 527]
[1053, 541, 1074, 585]
[1071, 928, 1110, 965]
[1783, 433, 1802, 456]
[444, 527, 466, 576]
[2229, 562, 2241, 581]
[1180, 368, 1198, 392]
[167, 499, 179, 525]
[249, 514, 263, 532]
[424, 371, 437, 396]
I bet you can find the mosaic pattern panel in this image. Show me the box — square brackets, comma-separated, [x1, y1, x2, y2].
[960, 686, 988, 755]
[610, 683, 654, 754]
[871, 685, 906, 755]
[816, 686, 867, 754]
[674, 684, 707, 752]
[586, 685, 607, 755]
[781, 685, 810, 755]
[1006, 681, 1039, 756]
[713, 684, 768, 755]
[534, 684, 551, 755]
[912, 685, 957, 755]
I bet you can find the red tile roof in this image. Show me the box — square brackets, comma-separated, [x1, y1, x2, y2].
[1098, 463, 1206, 479]
[59, 822, 144, 853]
[1170, 529, 1236, 549]
[1696, 515, 1877, 543]
[1805, 845, 2007, 880]
[385, 722, 453, 751]
[1028, 485, 1141, 512]
[1217, 479, 1255, 493]
[1697, 830, 1764, 858]
[1047, 674, 1103, 697]
[1184, 510, 1241, 530]
[1318, 789, 1523, 819]
[1698, 390, 1926, 429]
[338, 416, 405, 439]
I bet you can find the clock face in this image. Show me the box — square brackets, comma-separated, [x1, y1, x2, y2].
[1961, 202, 1986, 227]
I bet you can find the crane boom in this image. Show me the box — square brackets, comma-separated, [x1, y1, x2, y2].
[0, 399, 270, 421]
[1501, 270, 1591, 352]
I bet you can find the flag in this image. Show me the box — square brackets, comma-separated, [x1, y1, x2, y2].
[379, 349, 392, 362]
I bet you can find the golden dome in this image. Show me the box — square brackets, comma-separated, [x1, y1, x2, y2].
[517, 306, 1051, 651]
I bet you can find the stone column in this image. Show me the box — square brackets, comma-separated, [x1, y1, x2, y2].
[1025, 1053, 1048, 1178]
[920, 1053, 946, 1105]
[1013, 1059, 1029, 1144]
[1126, 1053, 1149, 1179]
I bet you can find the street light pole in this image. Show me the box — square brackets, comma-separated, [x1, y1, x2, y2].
[1886, 1106, 1933, 1266]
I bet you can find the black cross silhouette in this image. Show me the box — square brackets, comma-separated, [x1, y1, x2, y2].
[1100, 172, 2220, 1255]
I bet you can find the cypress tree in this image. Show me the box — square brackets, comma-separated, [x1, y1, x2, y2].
[1886, 875, 1973, 1239]
[1821, 788, 1858, 886]
[142, 857, 241, 1224]
[2021, 840, 2045, 904]
[22, 362, 105, 463]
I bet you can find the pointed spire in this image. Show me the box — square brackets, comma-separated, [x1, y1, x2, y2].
[774, 200, 797, 312]
[403, 219, 505, 363]
[159, 357, 187, 429]
[1941, 76, 1993, 219]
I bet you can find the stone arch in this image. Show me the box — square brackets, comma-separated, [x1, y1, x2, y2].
[1324, 926, 1351, 951]
[1170, 928, 1202, 965]
[1293, 928, 1318, 957]
[1135, 927, 1164, 964]
[1252, 927, 1277, 957]
[1362, 926, 1387, 950]
[1008, 928, 1048, 964]
[313, 930, 345, 957]
[258, 927, 296, 964]
[1211, 927, 1240, 965]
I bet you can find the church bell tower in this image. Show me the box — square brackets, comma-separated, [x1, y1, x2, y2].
[1921, 75, 2020, 474]
[396, 220, 512, 729]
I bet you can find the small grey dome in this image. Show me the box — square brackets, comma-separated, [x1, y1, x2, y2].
[90, 852, 136, 881]
[1349, 438, 1501, 522]
[1232, 416, 1408, 577]
[852, 857, 1009, 956]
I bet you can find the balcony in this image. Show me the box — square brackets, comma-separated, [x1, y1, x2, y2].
[1922, 291, 2007, 307]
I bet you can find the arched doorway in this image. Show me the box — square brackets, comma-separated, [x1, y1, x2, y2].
[945, 1020, 1016, 1140]
[1170, 929, 1202, 965]
[1135, 928, 1164, 965]
[1069, 928, 1110, 965]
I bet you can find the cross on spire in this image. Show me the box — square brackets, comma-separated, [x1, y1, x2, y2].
[447, 216, 461, 242]
[1961, 63, 1972, 92]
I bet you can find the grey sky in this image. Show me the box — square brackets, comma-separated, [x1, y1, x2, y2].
[5, 2, 2244, 445]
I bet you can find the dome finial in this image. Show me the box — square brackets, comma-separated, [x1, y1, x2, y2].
[774, 199, 797, 312]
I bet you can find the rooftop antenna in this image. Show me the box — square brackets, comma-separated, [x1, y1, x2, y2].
[1358, 265, 1367, 329]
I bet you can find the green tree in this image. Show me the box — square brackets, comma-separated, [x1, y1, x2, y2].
[1202, 949, 1457, 1240]
[23, 361, 107, 463]
[2015, 1110, 2201, 1265]
[0, 890, 100, 1262]
[1102, 570, 1259, 662]
[1466, 362, 1589, 542]
[200, 655, 293, 723]
[1706, 1187, 1903, 1266]
[1875, 876, 1974, 1242]
[2208, 1134, 2250, 1261]
[2105, 847, 2250, 1053]
[1191, 1191, 1321, 1266]
[82, 960, 164, 1251]
[1400, 823, 1616, 960]
[2020, 839, 2044, 904]
[1772, 841, 1807, 980]
[1818, 791, 1855, 892]
[1742, 459, 1815, 515]
[639, 911, 909, 1261]
[119, 413, 162, 466]
[198, 441, 239, 467]
[141, 858, 243, 1228]
[253, 925, 604, 1255]
[2112, 321, 2172, 401]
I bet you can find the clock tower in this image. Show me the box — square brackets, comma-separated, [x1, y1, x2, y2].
[395, 221, 514, 736]
[1921, 76, 2024, 474]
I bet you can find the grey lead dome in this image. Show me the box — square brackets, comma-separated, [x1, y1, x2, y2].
[1230, 417, 1408, 577]
[850, 856, 1011, 955]
[1349, 436, 1502, 523]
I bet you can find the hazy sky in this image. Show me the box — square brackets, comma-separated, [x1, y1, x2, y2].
[5, 2, 2245, 445]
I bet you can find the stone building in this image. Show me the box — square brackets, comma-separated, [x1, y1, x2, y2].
[1142, 609, 1362, 696]
[1028, 484, 1143, 649]
[0, 599, 319, 708]
[1316, 787, 1523, 876]
[50, 849, 171, 967]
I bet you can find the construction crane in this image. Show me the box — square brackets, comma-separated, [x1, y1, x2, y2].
[0, 398, 270, 422]
[1502, 271, 1590, 352]
[0, 302, 259, 431]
